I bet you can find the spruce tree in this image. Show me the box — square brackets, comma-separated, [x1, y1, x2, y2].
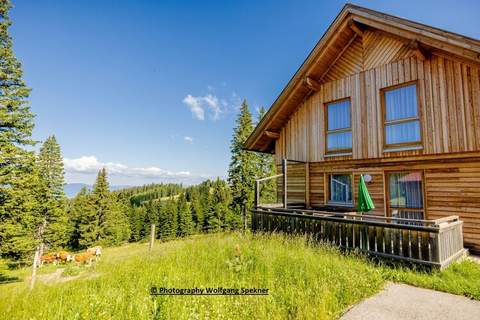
[0, 0, 39, 264]
[38, 136, 65, 198]
[68, 187, 96, 249]
[256, 107, 276, 203]
[228, 100, 257, 230]
[37, 136, 69, 252]
[164, 197, 178, 239]
[177, 193, 193, 237]
[190, 189, 204, 232]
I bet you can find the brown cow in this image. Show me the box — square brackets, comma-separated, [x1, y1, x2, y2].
[74, 251, 94, 265]
[40, 254, 57, 265]
[56, 251, 74, 263]
[86, 246, 102, 257]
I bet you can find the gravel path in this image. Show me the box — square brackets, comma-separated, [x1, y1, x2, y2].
[341, 282, 480, 320]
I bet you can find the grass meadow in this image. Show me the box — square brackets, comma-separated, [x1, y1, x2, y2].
[0, 232, 479, 319]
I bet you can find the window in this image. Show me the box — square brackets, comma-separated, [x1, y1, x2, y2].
[326, 99, 352, 153]
[388, 172, 424, 220]
[328, 174, 352, 205]
[383, 83, 421, 148]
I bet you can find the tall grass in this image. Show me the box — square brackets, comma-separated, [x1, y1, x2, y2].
[0, 233, 383, 320]
[1, 233, 479, 319]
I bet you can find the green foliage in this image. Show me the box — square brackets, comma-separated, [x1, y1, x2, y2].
[0, 0, 38, 264]
[116, 183, 183, 206]
[228, 100, 257, 228]
[177, 193, 194, 237]
[71, 169, 130, 249]
[37, 135, 69, 249]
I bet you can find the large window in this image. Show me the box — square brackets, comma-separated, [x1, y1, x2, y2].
[388, 172, 424, 220]
[383, 83, 421, 148]
[328, 174, 352, 205]
[326, 99, 352, 153]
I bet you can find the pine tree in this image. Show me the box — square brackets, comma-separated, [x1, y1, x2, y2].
[165, 198, 178, 239]
[68, 187, 96, 249]
[103, 195, 130, 245]
[36, 136, 69, 252]
[91, 167, 111, 244]
[190, 189, 204, 232]
[157, 200, 170, 239]
[256, 107, 276, 204]
[0, 0, 39, 264]
[177, 193, 193, 237]
[228, 100, 257, 230]
[38, 136, 64, 199]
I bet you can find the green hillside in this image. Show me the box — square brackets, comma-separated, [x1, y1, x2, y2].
[1, 233, 479, 319]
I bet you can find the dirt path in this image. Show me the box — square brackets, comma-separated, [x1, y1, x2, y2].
[341, 282, 480, 320]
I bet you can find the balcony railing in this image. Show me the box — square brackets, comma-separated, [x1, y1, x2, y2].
[251, 206, 466, 269]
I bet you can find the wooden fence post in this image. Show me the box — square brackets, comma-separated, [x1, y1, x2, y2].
[149, 224, 155, 252]
[29, 246, 40, 291]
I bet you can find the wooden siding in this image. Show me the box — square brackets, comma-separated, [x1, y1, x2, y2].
[276, 163, 307, 206]
[292, 159, 480, 253]
[309, 163, 325, 208]
[363, 30, 416, 71]
[425, 163, 480, 251]
[323, 35, 363, 82]
[276, 54, 480, 164]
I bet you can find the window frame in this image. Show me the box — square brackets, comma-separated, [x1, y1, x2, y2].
[326, 172, 354, 207]
[324, 97, 353, 154]
[381, 81, 423, 150]
[385, 170, 426, 219]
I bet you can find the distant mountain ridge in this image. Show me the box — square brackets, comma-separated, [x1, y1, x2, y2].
[64, 183, 131, 198]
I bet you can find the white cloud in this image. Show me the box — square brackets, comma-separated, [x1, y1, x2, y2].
[182, 93, 225, 121]
[184, 136, 194, 144]
[63, 156, 210, 185]
[183, 94, 205, 120]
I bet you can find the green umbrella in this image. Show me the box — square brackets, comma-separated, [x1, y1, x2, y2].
[357, 175, 375, 213]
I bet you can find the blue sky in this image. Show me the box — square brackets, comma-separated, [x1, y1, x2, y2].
[10, 0, 480, 185]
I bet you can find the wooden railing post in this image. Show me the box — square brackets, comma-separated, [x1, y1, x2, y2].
[305, 162, 310, 209]
[254, 180, 260, 208]
[282, 159, 287, 208]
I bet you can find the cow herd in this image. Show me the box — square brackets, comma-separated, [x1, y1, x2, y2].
[39, 246, 102, 266]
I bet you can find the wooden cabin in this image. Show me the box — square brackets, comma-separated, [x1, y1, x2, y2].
[245, 4, 480, 255]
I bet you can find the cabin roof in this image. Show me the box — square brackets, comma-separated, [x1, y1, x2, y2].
[244, 4, 480, 153]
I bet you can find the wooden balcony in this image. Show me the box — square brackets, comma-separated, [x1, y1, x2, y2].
[252, 207, 466, 269]
[251, 207, 466, 269]
[253, 159, 467, 269]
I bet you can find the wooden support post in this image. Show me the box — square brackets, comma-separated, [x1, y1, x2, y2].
[282, 159, 288, 208]
[30, 246, 40, 291]
[305, 162, 310, 209]
[254, 180, 260, 208]
[149, 224, 155, 252]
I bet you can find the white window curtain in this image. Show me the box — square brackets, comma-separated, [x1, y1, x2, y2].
[327, 131, 352, 150]
[385, 84, 417, 121]
[328, 100, 350, 130]
[385, 121, 420, 145]
[384, 84, 420, 146]
[327, 100, 352, 151]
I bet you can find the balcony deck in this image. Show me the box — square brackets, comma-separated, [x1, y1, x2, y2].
[252, 206, 466, 269]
